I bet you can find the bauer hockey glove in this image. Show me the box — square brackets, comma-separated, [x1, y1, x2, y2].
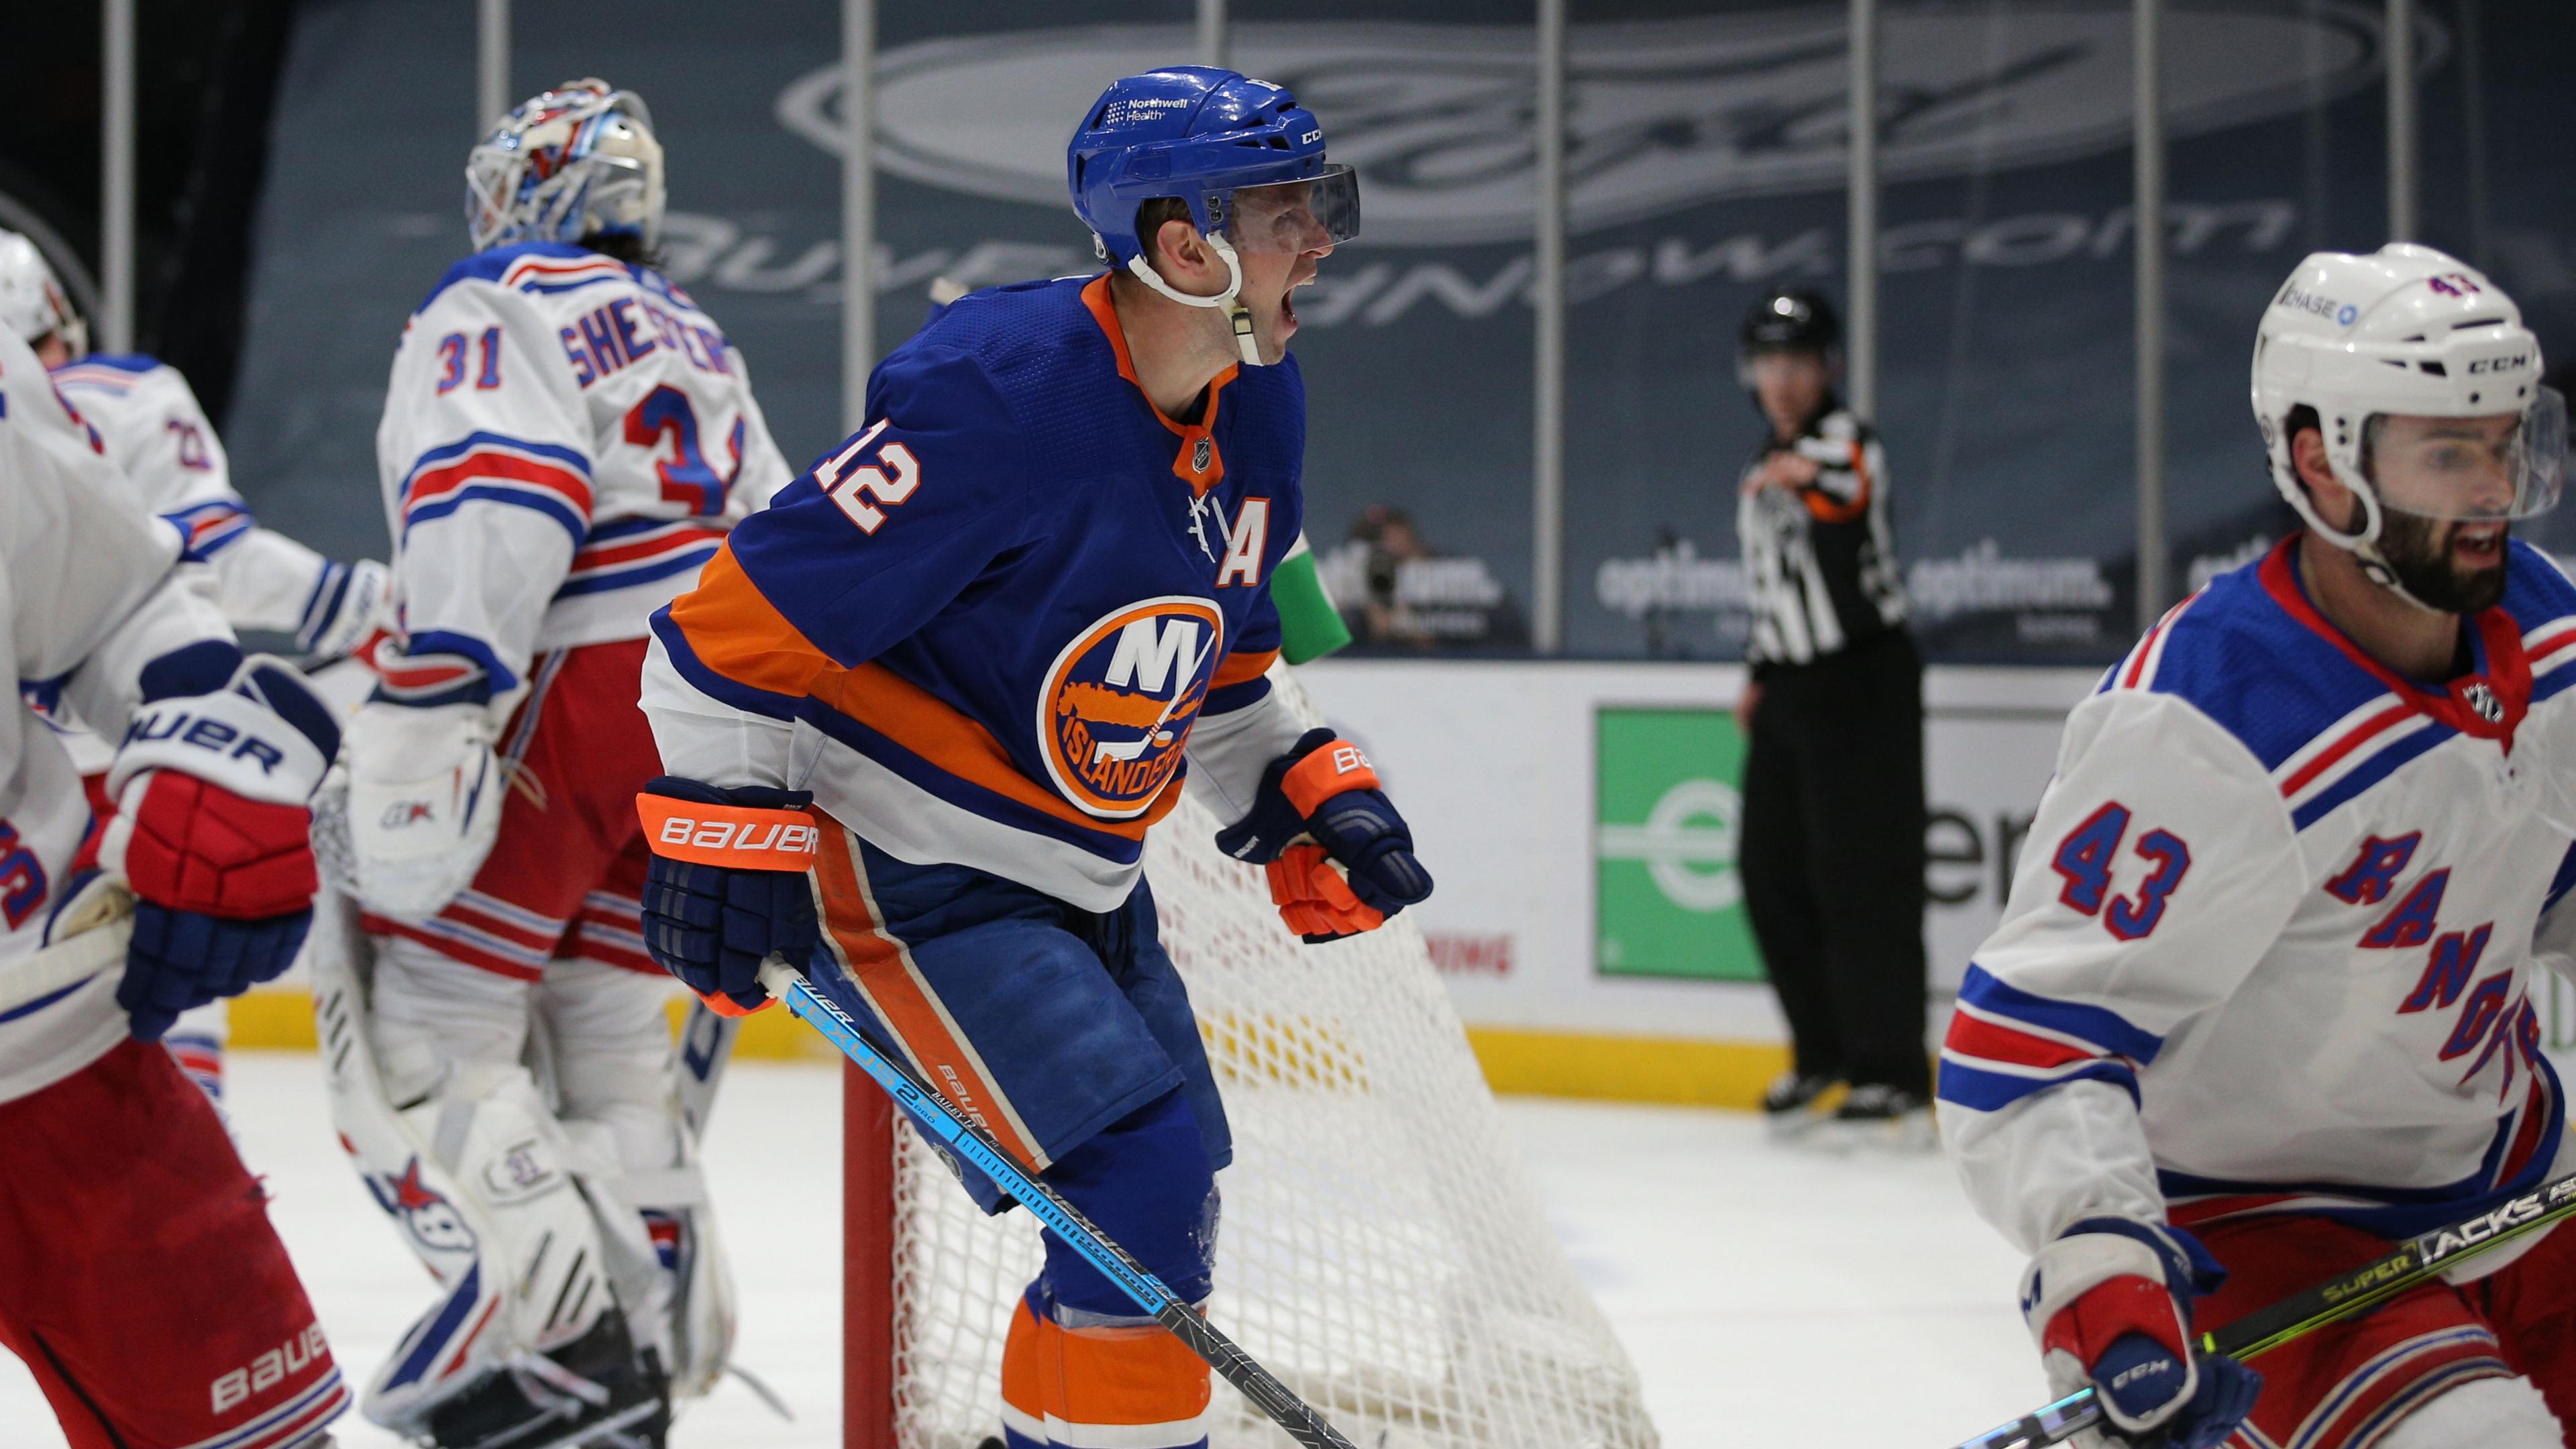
[637, 776, 822, 1014]
[101, 647, 339, 1040]
[2022, 1218, 2261, 1449]
[1212, 727, 1433, 943]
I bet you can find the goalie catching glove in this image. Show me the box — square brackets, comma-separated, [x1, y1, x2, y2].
[1212, 727, 1432, 943]
[636, 777, 821, 1014]
[99, 647, 339, 1040]
[2023, 1218, 2261, 1449]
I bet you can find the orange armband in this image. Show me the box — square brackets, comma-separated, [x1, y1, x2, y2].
[635, 793, 821, 870]
[1279, 738, 1381, 816]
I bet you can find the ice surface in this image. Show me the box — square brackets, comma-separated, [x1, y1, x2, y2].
[0, 1056, 2043, 1448]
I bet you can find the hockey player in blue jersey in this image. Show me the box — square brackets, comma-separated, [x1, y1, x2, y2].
[636, 68, 1425, 1449]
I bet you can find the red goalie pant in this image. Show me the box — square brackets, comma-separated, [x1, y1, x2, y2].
[2196, 1211, 2576, 1448]
[0, 1038, 349, 1448]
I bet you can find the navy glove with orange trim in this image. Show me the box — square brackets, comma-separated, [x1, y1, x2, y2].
[1213, 728, 1433, 943]
[637, 776, 822, 1014]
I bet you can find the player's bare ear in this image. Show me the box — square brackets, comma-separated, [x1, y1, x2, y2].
[2291, 425, 2346, 514]
[1155, 219, 1211, 282]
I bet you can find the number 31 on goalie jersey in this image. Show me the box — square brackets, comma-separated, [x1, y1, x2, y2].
[814, 420, 922, 535]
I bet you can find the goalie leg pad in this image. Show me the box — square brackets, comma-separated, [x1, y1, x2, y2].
[311, 917, 667, 1440]
[536, 957, 738, 1399]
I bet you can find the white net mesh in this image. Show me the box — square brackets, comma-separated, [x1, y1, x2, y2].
[884, 672, 1661, 1449]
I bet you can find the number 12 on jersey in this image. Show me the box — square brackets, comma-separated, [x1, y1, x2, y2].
[2051, 802, 2192, 941]
[816, 420, 922, 535]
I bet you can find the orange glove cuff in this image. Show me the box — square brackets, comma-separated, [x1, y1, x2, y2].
[1279, 739, 1381, 817]
[637, 794, 821, 871]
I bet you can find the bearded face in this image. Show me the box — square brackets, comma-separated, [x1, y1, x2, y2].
[2371, 506, 2510, 614]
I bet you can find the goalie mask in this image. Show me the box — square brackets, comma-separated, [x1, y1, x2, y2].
[2252, 243, 2564, 613]
[0, 229, 87, 358]
[466, 79, 665, 254]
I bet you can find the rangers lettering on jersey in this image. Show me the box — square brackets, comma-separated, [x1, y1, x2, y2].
[1941, 537, 2576, 1254]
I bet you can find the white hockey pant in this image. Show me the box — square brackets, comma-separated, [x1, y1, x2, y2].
[2377, 1374, 2563, 1449]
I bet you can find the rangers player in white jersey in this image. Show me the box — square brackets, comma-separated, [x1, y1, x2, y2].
[0, 227, 390, 1117]
[0, 323, 349, 1449]
[317, 79, 790, 1445]
[1941, 244, 2576, 1448]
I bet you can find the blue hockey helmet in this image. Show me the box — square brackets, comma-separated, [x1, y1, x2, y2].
[1068, 66, 1359, 364]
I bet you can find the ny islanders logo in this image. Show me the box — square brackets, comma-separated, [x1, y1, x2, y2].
[1038, 597, 1225, 818]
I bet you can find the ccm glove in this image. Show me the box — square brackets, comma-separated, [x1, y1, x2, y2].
[1212, 727, 1433, 943]
[637, 776, 822, 1014]
[101, 650, 339, 1040]
[2023, 1218, 2261, 1449]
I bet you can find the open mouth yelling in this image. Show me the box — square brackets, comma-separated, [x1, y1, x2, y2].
[2453, 521, 2507, 569]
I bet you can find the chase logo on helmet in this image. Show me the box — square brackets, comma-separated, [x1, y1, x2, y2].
[1036, 597, 1225, 819]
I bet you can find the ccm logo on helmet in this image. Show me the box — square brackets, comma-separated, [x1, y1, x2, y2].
[2468, 354, 2533, 374]
[656, 816, 819, 858]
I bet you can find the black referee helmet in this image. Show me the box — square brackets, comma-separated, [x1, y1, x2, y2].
[1739, 288, 1841, 358]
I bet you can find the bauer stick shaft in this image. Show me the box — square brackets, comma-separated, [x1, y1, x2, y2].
[1951, 1171, 2576, 1449]
[756, 957, 1359, 1449]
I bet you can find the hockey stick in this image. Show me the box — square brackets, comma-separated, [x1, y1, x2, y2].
[0, 875, 132, 1014]
[755, 957, 1359, 1449]
[1952, 1171, 2576, 1449]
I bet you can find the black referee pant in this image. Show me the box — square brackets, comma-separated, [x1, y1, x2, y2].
[1738, 628, 1929, 1096]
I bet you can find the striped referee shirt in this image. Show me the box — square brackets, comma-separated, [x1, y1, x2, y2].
[1735, 406, 1906, 670]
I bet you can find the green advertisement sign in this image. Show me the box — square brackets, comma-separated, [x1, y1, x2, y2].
[1595, 707, 1766, 981]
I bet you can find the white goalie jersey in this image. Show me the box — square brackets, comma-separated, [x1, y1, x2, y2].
[1942, 538, 2576, 1255]
[375, 241, 790, 703]
[0, 329, 231, 1100]
[50, 352, 350, 639]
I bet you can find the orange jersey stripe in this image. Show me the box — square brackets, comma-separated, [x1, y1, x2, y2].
[810, 659, 1187, 841]
[1211, 647, 1279, 692]
[812, 827, 1044, 1169]
[665, 543, 836, 699]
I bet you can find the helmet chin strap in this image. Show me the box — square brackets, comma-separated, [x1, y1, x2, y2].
[2312, 455, 2455, 616]
[2348, 536, 2450, 616]
[1124, 233, 1264, 368]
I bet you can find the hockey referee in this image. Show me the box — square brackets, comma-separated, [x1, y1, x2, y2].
[1730, 288, 1931, 1145]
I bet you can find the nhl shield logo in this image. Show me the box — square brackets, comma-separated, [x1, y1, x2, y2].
[1037, 596, 1225, 818]
[1191, 436, 1213, 473]
[2463, 681, 2504, 724]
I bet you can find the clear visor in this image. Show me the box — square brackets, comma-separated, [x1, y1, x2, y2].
[2369, 386, 2567, 523]
[1217, 165, 1360, 255]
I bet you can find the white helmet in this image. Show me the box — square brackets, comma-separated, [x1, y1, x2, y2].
[465, 79, 665, 254]
[2252, 242, 2563, 594]
[0, 229, 87, 357]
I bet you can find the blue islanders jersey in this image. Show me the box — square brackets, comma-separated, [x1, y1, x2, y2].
[1943, 537, 2576, 1252]
[641, 275, 1309, 910]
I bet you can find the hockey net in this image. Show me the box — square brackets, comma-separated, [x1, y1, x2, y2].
[843, 669, 1660, 1449]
